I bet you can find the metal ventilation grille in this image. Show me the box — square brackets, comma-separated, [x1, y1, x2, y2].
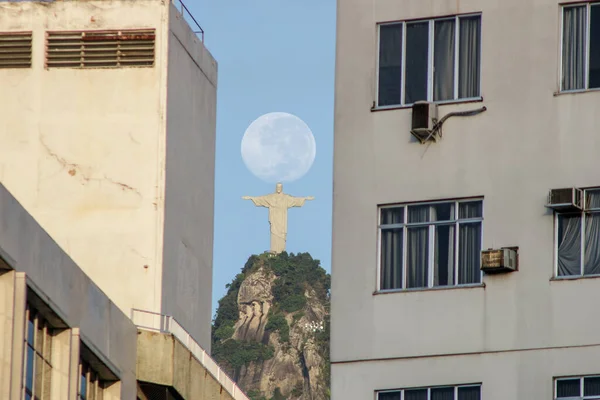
[0, 32, 32, 68]
[46, 29, 155, 68]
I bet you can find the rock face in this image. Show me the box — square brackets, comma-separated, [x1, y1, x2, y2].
[212, 253, 330, 400]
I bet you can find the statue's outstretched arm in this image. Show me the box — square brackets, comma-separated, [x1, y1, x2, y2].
[242, 195, 270, 208]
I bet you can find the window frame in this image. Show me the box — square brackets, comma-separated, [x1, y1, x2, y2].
[376, 383, 482, 400]
[559, 2, 600, 93]
[377, 198, 484, 292]
[22, 305, 53, 400]
[375, 12, 483, 109]
[78, 358, 104, 400]
[555, 375, 600, 399]
[554, 187, 600, 278]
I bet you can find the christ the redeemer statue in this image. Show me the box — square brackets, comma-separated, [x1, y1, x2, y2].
[243, 183, 314, 254]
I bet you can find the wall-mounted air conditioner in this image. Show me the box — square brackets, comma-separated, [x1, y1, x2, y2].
[546, 188, 582, 211]
[410, 101, 438, 143]
[481, 248, 518, 273]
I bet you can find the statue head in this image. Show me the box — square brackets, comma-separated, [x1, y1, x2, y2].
[275, 183, 283, 194]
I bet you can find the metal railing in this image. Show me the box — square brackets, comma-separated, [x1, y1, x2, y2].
[171, 0, 205, 42]
[132, 309, 249, 400]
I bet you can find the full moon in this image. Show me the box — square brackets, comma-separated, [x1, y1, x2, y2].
[241, 112, 316, 183]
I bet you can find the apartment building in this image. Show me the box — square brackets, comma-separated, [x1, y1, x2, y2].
[331, 0, 600, 399]
[0, 0, 216, 350]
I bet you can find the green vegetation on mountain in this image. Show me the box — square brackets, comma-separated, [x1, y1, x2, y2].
[211, 252, 330, 400]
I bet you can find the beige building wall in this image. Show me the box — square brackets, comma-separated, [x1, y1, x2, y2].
[162, 5, 217, 352]
[332, 0, 600, 398]
[0, 183, 137, 399]
[0, 0, 217, 349]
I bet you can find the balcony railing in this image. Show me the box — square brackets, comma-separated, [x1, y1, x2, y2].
[132, 309, 249, 400]
[171, 0, 205, 42]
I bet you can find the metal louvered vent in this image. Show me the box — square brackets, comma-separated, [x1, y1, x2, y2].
[46, 29, 155, 68]
[0, 32, 32, 69]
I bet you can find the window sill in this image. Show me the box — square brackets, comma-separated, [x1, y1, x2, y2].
[371, 97, 484, 112]
[553, 87, 600, 97]
[550, 274, 600, 282]
[373, 283, 485, 296]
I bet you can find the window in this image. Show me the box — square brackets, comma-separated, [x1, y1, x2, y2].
[379, 199, 483, 291]
[555, 376, 600, 399]
[46, 29, 155, 69]
[377, 14, 482, 107]
[0, 32, 32, 69]
[78, 359, 104, 400]
[377, 384, 481, 400]
[562, 3, 600, 91]
[556, 189, 600, 277]
[22, 306, 53, 400]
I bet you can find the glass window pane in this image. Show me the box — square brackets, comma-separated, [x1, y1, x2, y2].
[379, 391, 401, 400]
[405, 22, 429, 104]
[459, 201, 482, 219]
[586, 189, 600, 209]
[25, 345, 35, 392]
[80, 369, 88, 399]
[458, 15, 481, 98]
[434, 19, 456, 101]
[458, 222, 481, 284]
[457, 386, 480, 400]
[585, 377, 600, 396]
[435, 224, 455, 286]
[431, 203, 455, 221]
[408, 205, 431, 223]
[557, 378, 581, 397]
[407, 227, 429, 288]
[584, 214, 600, 275]
[379, 24, 403, 106]
[405, 389, 428, 400]
[432, 387, 455, 400]
[557, 214, 582, 276]
[562, 6, 587, 90]
[381, 207, 404, 225]
[27, 317, 34, 346]
[589, 5, 600, 88]
[381, 228, 403, 290]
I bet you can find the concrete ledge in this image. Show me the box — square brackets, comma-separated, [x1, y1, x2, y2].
[136, 329, 234, 400]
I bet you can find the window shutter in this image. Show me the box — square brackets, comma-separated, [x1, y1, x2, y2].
[0, 32, 32, 69]
[46, 29, 155, 68]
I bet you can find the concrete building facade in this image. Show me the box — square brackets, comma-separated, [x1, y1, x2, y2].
[0, 0, 216, 350]
[332, 0, 600, 399]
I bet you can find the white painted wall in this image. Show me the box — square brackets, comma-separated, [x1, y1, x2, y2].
[0, 0, 217, 348]
[332, 0, 600, 397]
[161, 4, 217, 352]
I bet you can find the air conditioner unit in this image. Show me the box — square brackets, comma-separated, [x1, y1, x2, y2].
[481, 248, 518, 273]
[546, 188, 582, 211]
[410, 101, 439, 144]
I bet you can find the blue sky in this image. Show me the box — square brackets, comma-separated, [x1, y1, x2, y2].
[186, 0, 337, 315]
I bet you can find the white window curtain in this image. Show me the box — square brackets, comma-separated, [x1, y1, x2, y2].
[434, 19, 456, 101]
[407, 206, 429, 288]
[458, 202, 482, 284]
[585, 191, 600, 275]
[459, 16, 481, 98]
[557, 214, 582, 276]
[562, 6, 586, 91]
[380, 228, 403, 289]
